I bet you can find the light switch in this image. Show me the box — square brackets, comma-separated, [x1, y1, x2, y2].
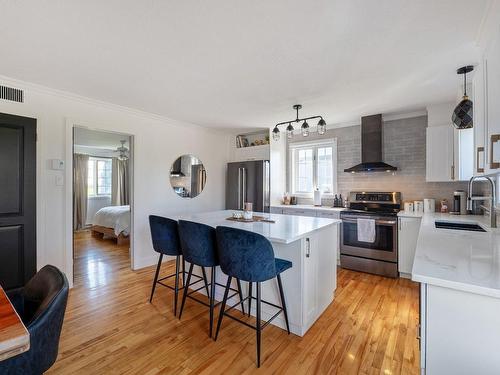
[56, 175, 64, 186]
[51, 159, 65, 170]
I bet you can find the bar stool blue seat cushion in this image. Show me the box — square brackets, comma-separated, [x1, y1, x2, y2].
[275, 258, 292, 274]
[178, 220, 218, 267]
[216, 226, 291, 282]
[149, 215, 181, 256]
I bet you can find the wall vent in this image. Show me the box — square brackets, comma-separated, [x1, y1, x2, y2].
[0, 85, 24, 103]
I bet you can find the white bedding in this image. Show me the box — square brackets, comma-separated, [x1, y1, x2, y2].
[92, 205, 130, 236]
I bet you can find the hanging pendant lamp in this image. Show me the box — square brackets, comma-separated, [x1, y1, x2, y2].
[452, 65, 474, 129]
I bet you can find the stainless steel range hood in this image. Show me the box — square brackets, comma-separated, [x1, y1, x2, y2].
[344, 114, 397, 173]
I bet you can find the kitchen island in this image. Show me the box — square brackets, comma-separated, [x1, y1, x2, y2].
[411, 213, 500, 374]
[176, 210, 341, 336]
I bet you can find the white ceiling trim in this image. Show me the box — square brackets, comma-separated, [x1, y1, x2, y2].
[0, 74, 216, 132]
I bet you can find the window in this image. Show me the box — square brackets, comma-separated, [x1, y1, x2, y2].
[87, 158, 112, 196]
[289, 139, 337, 195]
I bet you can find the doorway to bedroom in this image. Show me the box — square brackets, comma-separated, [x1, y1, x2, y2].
[72, 127, 133, 288]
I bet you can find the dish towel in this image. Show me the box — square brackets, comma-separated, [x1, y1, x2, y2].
[357, 218, 376, 243]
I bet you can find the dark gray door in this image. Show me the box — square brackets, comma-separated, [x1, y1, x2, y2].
[0, 113, 36, 290]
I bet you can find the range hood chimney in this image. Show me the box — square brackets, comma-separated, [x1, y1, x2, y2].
[344, 114, 398, 173]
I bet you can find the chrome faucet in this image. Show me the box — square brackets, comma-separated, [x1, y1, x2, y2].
[467, 176, 497, 228]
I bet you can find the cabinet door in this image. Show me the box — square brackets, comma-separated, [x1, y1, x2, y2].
[456, 128, 474, 181]
[270, 207, 283, 214]
[282, 208, 316, 217]
[485, 29, 500, 173]
[316, 212, 341, 264]
[426, 125, 455, 182]
[302, 236, 317, 325]
[473, 60, 487, 176]
[316, 211, 340, 219]
[398, 217, 421, 275]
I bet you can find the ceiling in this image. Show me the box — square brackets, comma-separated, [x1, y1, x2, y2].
[74, 127, 129, 150]
[0, 1, 490, 129]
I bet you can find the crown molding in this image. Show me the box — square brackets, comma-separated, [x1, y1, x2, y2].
[475, 0, 500, 51]
[0, 74, 227, 135]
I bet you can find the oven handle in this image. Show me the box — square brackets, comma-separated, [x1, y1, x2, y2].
[342, 218, 397, 225]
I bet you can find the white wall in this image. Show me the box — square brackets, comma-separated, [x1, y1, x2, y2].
[0, 75, 230, 283]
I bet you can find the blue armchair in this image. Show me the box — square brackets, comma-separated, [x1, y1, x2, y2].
[0, 265, 69, 375]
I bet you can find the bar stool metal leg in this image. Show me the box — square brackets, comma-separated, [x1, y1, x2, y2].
[182, 258, 186, 287]
[209, 266, 216, 338]
[277, 274, 290, 334]
[173, 255, 180, 316]
[178, 263, 194, 319]
[256, 282, 262, 368]
[236, 279, 245, 315]
[248, 282, 252, 317]
[214, 276, 232, 341]
[201, 267, 210, 297]
[149, 254, 163, 303]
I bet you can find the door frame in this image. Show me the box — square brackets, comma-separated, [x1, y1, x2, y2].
[64, 119, 135, 287]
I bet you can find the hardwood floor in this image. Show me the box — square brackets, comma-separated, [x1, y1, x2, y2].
[73, 230, 130, 288]
[49, 232, 420, 374]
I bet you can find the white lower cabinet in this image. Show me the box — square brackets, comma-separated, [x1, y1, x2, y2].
[303, 236, 318, 325]
[270, 206, 283, 214]
[398, 216, 422, 277]
[281, 208, 316, 217]
[419, 283, 500, 374]
[301, 226, 337, 332]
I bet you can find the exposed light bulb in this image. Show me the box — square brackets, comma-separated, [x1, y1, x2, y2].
[272, 126, 280, 141]
[301, 120, 309, 137]
[286, 123, 294, 139]
[317, 118, 326, 135]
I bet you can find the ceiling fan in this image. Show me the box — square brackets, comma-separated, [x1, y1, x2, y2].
[115, 140, 129, 161]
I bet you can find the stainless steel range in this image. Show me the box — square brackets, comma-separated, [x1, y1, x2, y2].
[340, 192, 401, 278]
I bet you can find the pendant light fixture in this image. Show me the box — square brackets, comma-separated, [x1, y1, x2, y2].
[272, 104, 326, 141]
[452, 65, 474, 129]
[116, 140, 129, 161]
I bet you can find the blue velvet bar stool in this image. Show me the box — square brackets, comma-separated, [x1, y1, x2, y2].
[214, 226, 292, 368]
[148, 215, 190, 316]
[177, 220, 245, 338]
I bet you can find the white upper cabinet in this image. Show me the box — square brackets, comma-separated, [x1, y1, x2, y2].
[426, 124, 455, 182]
[484, 28, 500, 173]
[473, 24, 500, 175]
[473, 60, 487, 175]
[426, 103, 473, 182]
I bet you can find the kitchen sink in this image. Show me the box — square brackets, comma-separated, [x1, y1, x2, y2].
[435, 221, 486, 232]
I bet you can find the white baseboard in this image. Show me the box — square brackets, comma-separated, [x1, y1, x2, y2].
[133, 254, 175, 270]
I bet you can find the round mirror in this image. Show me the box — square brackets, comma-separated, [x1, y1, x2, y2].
[170, 154, 207, 198]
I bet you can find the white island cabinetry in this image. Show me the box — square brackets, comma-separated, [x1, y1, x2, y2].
[271, 205, 343, 265]
[177, 210, 340, 337]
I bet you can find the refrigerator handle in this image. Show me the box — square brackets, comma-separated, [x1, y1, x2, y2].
[238, 167, 242, 210]
[242, 167, 246, 208]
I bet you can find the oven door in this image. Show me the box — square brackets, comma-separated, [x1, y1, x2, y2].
[340, 215, 398, 262]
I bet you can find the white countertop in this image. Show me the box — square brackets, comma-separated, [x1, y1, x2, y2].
[397, 210, 424, 218]
[176, 210, 340, 244]
[411, 213, 500, 298]
[272, 204, 346, 212]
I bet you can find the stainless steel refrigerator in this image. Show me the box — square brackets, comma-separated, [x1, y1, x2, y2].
[226, 160, 270, 212]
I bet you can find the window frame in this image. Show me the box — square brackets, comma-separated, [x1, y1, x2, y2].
[288, 138, 338, 198]
[87, 157, 112, 198]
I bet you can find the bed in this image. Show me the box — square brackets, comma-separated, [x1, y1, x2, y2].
[91, 205, 130, 245]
